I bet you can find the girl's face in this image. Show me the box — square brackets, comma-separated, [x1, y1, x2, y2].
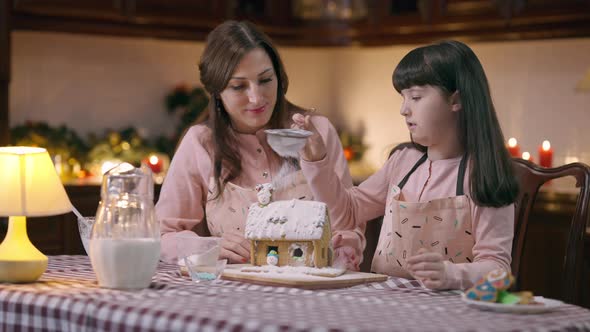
[219, 48, 278, 134]
[399, 85, 460, 147]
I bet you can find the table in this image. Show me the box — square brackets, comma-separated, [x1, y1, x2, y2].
[1, 256, 590, 332]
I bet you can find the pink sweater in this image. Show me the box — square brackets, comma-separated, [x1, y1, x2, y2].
[301, 147, 514, 289]
[156, 116, 366, 263]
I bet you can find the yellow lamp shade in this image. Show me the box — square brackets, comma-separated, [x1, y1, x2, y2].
[0, 147, 72, 282]
[0, 147, 72, 216]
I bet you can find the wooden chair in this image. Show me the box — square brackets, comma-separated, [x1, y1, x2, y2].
[511, 158, 590, 305]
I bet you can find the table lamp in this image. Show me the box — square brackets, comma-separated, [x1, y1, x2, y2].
[0, 147, 72, 282]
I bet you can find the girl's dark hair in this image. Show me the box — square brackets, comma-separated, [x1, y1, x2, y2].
[392, 40, 518, 207]
[199, 20, 303, 199]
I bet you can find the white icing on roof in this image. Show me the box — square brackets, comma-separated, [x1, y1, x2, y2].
[245, 200, 327, 240]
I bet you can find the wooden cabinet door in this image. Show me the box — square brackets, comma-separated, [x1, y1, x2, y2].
[131, 0, 226, 27]
[13, 0, 126, 21]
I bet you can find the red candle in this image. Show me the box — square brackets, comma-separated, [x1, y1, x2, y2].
[506, 137, 520, 157]
[522, 151, 534, 163]
[538, 140, 553, 168]
[343, 147, 354, 161]
[144, 154, 163, 173]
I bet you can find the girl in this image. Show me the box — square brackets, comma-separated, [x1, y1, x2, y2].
[294, 40, 518, 289]
[156, 21, 365, 268]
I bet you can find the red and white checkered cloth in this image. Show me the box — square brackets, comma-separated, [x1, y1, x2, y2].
[1, 256, 589, 331]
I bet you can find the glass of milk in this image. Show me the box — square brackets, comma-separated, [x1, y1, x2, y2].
[176, 235, 227, 283]
[90, 163, 161, 290]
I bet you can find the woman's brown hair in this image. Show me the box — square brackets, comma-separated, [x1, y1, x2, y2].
[199, 20, 302, 199]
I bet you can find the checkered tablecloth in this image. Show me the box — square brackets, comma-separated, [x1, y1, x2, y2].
[1, 256, 590, 332]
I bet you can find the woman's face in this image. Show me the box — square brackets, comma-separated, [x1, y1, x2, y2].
[219, 48, 278, 134]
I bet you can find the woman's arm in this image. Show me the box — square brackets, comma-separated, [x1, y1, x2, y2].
[156, 126, 211, 263]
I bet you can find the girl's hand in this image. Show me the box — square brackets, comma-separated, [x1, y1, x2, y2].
[332, 234, 361, 271]
[406, 248, 447, 289]
[291, 113, 327, 162]
[219, 232, 251, 264]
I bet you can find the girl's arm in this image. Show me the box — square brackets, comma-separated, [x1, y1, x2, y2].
[156, 126, 211, 263]
[310, 115, 365, 269]
[297, 114, 392, 234]
[443, 204, 514, 289]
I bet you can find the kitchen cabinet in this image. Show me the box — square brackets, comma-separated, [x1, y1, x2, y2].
[10, 0, 590, 46]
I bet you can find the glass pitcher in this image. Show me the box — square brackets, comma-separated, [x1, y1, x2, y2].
[89, 163, 161, 289]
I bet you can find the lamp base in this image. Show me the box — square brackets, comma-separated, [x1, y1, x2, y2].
[0, 259, 48, 283]
[0, 216, 48, 283]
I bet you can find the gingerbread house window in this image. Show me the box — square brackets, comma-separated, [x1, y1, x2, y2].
[293, 248, 303, 258]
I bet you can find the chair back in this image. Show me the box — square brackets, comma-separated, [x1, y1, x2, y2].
[511, 158, 590, 304]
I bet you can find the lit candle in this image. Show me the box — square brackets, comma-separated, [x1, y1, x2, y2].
[538, 140, 553, 168]
[343, 147, 354, 161]
[507, 137, 520, 157]
[145, 154, 163, 173]
[522, 151, 533, 163]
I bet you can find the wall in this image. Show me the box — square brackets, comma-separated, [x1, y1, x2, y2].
[10, 31, 590, 169]
[332, 39, 590, 167]
[10, 32, 340, 143]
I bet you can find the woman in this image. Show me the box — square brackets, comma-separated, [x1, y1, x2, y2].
[156, 21, 365, 268]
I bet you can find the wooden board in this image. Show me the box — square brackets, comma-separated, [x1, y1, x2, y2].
[220, 264, 388, 289]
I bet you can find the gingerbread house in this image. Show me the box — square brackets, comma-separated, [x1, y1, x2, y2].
[245, 199, 332, 268]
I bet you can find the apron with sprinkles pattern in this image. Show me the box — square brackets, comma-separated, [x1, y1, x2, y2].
[371, 153, 475, 278]
[204, 170, 312, 240]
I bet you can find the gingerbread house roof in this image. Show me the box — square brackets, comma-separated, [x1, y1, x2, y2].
[245, 199, 327, 241]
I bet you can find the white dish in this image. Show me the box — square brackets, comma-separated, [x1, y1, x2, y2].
[461, 293, 564, 314]
[265, 129, 313, 158]
[265, 129, 313, 138]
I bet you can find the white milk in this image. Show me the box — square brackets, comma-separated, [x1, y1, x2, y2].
[89, 238, 160, 289]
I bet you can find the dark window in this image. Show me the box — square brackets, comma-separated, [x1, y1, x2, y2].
[293, 248, 303, 258]
[267, 246, 278, 254]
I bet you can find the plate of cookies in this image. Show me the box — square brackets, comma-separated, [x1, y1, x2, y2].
[461, 293, 564, 314]
[461, 269, 564, 314]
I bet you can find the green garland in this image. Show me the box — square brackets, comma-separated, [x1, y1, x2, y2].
[156, 84, 208, 157]
[9, 85, 209, 177]
[11, 121, 89, 163]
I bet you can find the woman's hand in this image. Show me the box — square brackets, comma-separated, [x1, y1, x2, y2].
[332, 234, 361, 271]
[219, 232, 251, 264]
[291, 113, 327, 162]
[406, 248, 447, 289]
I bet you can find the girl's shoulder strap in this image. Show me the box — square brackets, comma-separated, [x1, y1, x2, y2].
[397, 153, 428, 189]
